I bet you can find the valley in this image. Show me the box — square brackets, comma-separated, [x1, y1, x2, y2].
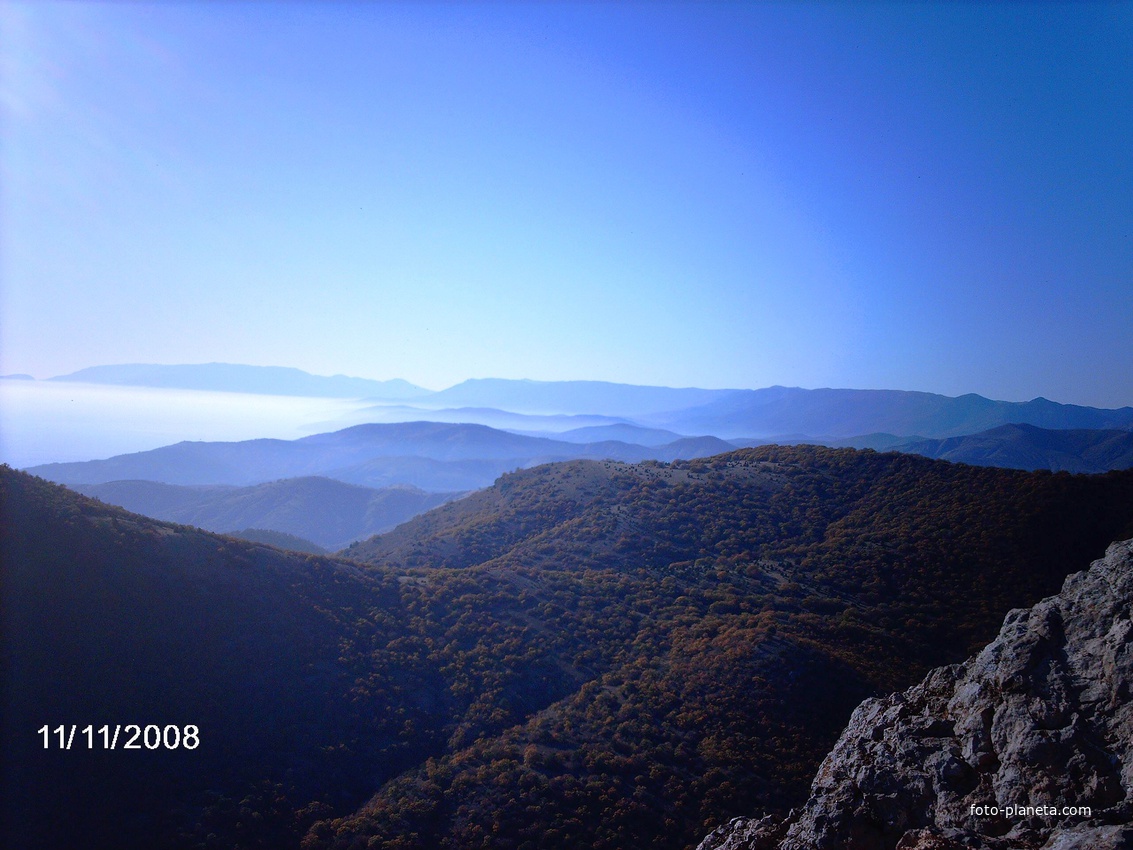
[5, 445, 1133, 849]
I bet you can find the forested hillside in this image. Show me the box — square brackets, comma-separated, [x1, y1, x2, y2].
[4, 465, 609, 850]
[315, 448, 1133, 849]
[4, 448, 1133, 850]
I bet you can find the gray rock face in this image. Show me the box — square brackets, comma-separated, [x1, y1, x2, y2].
[699, 539, 1133, 850]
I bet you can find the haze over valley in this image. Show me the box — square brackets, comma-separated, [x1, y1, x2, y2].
[4, 362, 1130, 551]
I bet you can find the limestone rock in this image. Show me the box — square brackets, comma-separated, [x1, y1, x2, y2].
[698, 539, 1133, 850]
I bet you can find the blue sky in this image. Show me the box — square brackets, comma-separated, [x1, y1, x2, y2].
[2, 1, 1130, 406]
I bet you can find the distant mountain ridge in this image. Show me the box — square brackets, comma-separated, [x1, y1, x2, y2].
[27, 421, 741, 490]
[423, 377, 737, 417]
[895, 423, 1133, 473]
[50, 363, 428, 399]
[73, 476, 459, 550]
[22, 367, 1133, 486]
[42, 365, 1133, 443]
[27, 417, 1133, 497]
[648, 386, 1133, 439]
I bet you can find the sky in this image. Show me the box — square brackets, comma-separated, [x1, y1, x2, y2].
[1, 1, 1131, 407]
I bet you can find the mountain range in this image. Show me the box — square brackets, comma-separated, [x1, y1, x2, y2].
[37, 364, 1133, 441]
[645, 385, 1133, 440]
[22, 422, 1133, 564]
[27, 421, 741, 490]
[7, 447, 1133, 849]
[10, 364, 1133, 850]
[49, 363, 428, 399]
[894, 422, 1133, 474]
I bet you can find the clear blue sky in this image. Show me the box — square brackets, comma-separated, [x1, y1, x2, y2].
[2, 1, 1130, 406]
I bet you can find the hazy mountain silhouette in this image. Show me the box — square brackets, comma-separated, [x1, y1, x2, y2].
[26, 422, 739, 489]
[74, 476, 459, 550]
[894, 423, 1133, 473]
[35, 367, 1133, 448]
[646, 386, 1133, 439]
[407, 380, 1133, 440]
[422, 377, 738, 416]
[335, 403, 630, 433]
[50, 363, 427, 399]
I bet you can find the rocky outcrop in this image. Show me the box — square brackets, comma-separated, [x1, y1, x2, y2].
[700, 539, 1133, 850]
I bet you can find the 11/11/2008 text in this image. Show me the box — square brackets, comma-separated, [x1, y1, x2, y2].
[38, 724, 199, 750]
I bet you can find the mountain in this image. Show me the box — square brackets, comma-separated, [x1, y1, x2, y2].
[322, 447, 1133, 850]
[8, 451, 1133, 850]
[25, 421, 738, 490]
[73, 476, 459, 550]
[699, 537, 1133, 850]
[648, 435, 740, 460]
[332, 403, 631, 433]
[33, 370, 1133, 440]
[49, 362, 428, 399]
[18, 371, 1133, 476]
[2, 465, 622, 850]
[894, 423, 1133, 473]
[648, 386, 1133, 440]
[1, 467, 481, 850]
[422, 377, 739, 417]
[25, 422, 573, 486]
